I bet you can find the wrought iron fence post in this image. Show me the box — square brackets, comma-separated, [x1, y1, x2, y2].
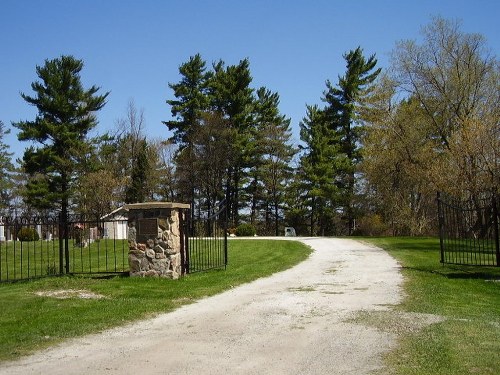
[437, 192, 445, 264]
[181, 208, 190, 275]
[59, 210, 70, 274]
[223, 201, 228, 269]
[58, 212, 64, 274]
[65, 223, 70, 274]
[493, 194, 500, 267]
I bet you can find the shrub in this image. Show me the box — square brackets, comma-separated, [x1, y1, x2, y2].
[17, 227, 40, 242]
[235, 223, 256, 237]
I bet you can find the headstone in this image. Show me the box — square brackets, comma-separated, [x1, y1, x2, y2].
[285, 227, 296, 237]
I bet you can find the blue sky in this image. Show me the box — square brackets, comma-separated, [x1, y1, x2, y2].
[1, 0, 499, 161]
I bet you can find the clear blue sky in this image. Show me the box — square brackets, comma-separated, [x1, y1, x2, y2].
[1, 0, 499, 161]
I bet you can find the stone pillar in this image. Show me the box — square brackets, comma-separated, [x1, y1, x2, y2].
[125, 202, 189, 279]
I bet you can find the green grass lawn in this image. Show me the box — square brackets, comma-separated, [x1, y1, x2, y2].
[0, 239, 129, 282]
[361, 237, 500, 375]
[0, 239, 311, 362]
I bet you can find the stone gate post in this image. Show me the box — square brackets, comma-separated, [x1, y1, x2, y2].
[125, 202, 190, 279]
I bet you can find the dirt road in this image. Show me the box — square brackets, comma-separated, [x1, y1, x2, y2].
[0, 238, 403, 375]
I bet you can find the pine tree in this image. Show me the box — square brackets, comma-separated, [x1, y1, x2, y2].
[165, 53, 211, 146]
[323, 47, 381, 234]
[165, 54, 212, 217]
[299, 105, 339, 235]
[209, 59, 255, 226]
[13, 55, 108, 217]
[253, 87, 296, 235]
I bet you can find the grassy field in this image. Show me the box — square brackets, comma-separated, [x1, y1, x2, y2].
[0, 239, 311, 362]
[361, 237, 500, 375]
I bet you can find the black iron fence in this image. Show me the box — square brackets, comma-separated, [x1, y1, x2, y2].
[0, 214, 128, 282]
[0, 215, 60, 281]
[65, 214, 129, 275]
[185, 201, 228, 273]
[1, 202, 228, 282]
[437, 193, 500, 267]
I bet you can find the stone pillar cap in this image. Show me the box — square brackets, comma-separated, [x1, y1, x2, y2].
[124, 202, 190, 210]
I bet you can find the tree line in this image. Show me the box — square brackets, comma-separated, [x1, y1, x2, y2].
[1, 17, 498, 236]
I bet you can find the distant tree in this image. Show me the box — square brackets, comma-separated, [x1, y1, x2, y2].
[191, 112, 236, 214]
[165, 54, 212, 214]
[390, 16, 500, 197]
[363, 93, 437, 235]
[165, 54, 211, 146]
[76, 169, 120, 218]
[323, 46, 381, 234]
[166, 55, 295, 232]
[154, 140, 178, 202]
[283, 172, 311, 236]
[362, 17, 500, 234]
[253, 87, 296, 235]
[98, 99, 147, 186]
[114, 100, 155, 203]
[0, 121, 14, 213]
[299, 105, 339, 235]
[209, 58, 255, 225]
[13, 56, 109, 219]
[125, 138, 151, 203]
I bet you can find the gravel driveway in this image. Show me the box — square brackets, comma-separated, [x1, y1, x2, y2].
[0, 238, 403, 375]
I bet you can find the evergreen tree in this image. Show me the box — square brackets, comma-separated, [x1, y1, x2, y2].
[209, 59, 255, 226]
[13, 55, 108, 218]
[253, 87, 296, 235]
[299, 105, 339, 235]
[191, 112, 236, 215]
[323, 47, 381, 234]
[165, 53, 211, 146]
[165, 54, 212, 216]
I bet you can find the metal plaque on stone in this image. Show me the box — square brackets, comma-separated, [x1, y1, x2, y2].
[137, 218, 159, 241]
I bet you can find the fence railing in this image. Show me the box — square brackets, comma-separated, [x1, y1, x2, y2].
[65, 215, 129, 275]
[437, 193, 500, 267]
[1, 203, 228, 282]
[185, 201, 228, 273]
[0, 214, 129, 282]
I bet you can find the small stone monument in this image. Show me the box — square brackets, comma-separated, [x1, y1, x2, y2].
[285, 227, 296, 237]
[126, 202, 190, 279]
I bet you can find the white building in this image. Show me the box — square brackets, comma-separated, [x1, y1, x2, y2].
[100, 207, 128, 240]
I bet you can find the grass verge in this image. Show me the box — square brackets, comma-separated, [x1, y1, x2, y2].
[0, 239, 311, 363]
[361, 237, 500, 375]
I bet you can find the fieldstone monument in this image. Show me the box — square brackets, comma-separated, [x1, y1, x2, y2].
[126, 202, 190, 279]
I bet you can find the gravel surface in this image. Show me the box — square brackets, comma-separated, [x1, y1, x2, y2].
[0, 238, 403, 375]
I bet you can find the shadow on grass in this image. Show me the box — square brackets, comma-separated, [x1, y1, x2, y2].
[401, 265, 500, 281]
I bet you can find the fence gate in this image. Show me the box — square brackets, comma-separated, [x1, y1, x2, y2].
[437, 192, 500, 267]
[184, 201, 228, 274]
